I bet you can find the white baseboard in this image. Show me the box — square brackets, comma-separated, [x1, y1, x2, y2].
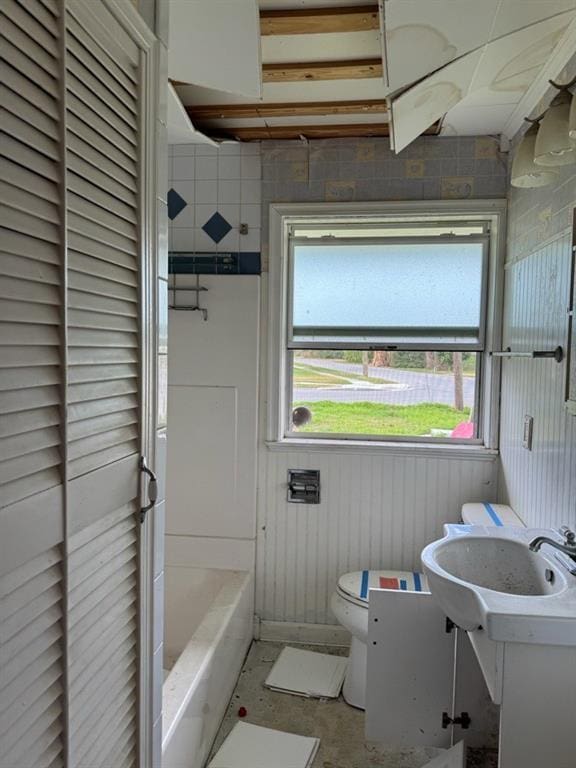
[257, 619, 351, 647]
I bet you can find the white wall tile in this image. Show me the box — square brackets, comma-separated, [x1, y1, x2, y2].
[194, 228, 219, 252]
[196, 156, 218, 180]
[218, 179, 241, 204]
[217, 228, 240, 251]
[171, 228, 195, 251]
[195, 143, 218, 157]
[195, 179, 218, 204]
[241, 141, 261, 155]
[241, 178, 261, 204]
[218, 141, 242, 156]
[239, 227, 261, 252]
[172, 155, 195, 180]
[241, 154, 261, 180]
[172, 143, 196, 157]
[240, 203, 261, 228]
[219, 155, 241, 180]
[218, 203, 241, 228]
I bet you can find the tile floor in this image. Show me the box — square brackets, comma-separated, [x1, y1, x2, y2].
[211, 642, 498, 768]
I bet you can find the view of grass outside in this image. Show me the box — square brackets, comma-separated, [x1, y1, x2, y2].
[291, 351, 477, 439]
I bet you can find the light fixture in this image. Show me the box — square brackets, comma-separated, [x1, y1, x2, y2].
[534, 89, 576, 167]
[511, 123, 558, 188]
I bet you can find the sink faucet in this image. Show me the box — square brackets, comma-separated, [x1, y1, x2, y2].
[529, 526, 576, 563]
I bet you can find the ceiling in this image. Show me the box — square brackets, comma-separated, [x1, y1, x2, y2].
[169, 0, 576, 149]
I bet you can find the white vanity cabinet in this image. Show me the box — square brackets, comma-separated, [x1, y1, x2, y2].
[365, 590, 498, 749]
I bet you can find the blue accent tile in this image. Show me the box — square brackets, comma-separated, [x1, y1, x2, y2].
[167, 188, 187, 220]
[169, 252, 261, 275]
[239, 252, 261, 274]
[202, 212, 232, 244]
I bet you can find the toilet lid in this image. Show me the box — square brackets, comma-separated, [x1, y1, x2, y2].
[337, 570, 429, 605]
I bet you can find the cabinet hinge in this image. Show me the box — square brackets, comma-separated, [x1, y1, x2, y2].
[442, 711, 471, 730]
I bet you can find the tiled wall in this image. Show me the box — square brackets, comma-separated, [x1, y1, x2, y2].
[499, 160, 576, 530]
[260, 135, 508, 267]
[165, 142, 262, 576]
[256, 135, 506, 624]
[168, 142, 262, 254]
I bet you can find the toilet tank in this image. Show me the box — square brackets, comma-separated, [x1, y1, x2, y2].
[461, 502, 525, 528]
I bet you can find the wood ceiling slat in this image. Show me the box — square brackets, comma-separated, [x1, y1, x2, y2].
[262, 58, 383, 82]
[188, 100, 387, 120]
[207, 122, 441, 142]
[260, 5, 379, 36]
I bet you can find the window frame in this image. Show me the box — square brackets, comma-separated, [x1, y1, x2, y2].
[266, 200, 507, 454]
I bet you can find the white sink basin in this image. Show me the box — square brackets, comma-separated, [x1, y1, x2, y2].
[421, 525, 576, 645]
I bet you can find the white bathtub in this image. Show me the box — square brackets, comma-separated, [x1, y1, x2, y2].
[162, 567, 253, 768]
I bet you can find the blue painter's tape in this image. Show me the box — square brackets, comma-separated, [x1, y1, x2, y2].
[400, 579, 407, 591]
[360, 570, 369, 599]
[483, 502, 503, 527]
[413, 572, 422, 592]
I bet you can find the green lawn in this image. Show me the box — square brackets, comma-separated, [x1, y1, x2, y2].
[294, 363, 391, 388]
[293, 400, 471, 436]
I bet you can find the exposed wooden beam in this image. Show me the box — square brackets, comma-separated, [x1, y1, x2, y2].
[260, 5, 379, 36]
[207, 121, 441, 142]
[262, 59, 383, 83]
[188, 100, 387, 121]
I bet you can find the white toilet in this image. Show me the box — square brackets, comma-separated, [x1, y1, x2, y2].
[331, 502, 525, 710]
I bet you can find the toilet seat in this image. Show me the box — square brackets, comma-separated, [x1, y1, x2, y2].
[336, 569, 429, 608]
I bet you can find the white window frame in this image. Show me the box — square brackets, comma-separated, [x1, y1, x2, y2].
[266, 200, 507, 456]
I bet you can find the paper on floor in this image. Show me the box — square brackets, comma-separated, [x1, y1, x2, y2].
[264, 646, 348, 699]
[208, 722, 320, 768]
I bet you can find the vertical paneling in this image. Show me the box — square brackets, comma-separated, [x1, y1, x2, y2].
[500, 167, 576, 529]
[256, 449, 497, 624]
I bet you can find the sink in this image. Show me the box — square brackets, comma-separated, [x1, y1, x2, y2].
[421, 525, 576, 645]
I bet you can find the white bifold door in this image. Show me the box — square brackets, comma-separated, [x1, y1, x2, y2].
[0, 1, 159, 767]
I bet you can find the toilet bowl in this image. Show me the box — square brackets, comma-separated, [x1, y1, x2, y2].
[331, 502, 525, 710]
[330, 569, 428, 709]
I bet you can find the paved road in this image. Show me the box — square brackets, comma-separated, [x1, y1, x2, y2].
[294, 357, 476, 408]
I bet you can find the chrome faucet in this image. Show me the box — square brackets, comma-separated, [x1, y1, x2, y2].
[529, 526, 576, 564]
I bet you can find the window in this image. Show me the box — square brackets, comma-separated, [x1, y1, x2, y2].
[269, 203, 505, 448]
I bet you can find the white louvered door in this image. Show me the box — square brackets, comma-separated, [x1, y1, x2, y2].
[0, 1, 158, 767]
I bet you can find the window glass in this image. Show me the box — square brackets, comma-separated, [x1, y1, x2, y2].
[291, 242, 485, 348]
[289, 351, 479, 440]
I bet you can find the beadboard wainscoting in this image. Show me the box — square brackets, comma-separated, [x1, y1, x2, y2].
[499, 161, 576, 530]
[256, 449, 498, 624]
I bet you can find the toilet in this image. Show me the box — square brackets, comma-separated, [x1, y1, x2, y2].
[331, 502, 525, 709]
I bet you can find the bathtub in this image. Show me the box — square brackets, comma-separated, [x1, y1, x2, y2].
[162, 567, 253, 768]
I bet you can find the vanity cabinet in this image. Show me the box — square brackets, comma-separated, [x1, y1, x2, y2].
[366, 590, 498, 749]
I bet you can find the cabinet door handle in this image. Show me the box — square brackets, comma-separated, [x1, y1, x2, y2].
[140, 456, 158, 523]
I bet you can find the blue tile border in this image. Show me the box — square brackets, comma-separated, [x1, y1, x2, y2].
[169, 252, 261, 275]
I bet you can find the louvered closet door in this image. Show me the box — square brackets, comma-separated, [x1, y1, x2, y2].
[64, 3, 143, 767]
[1, 1, 156, 767]
[0, 1, 67, 766]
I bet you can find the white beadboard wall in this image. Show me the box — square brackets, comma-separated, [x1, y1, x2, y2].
[499, 161, 576, 530]
[256, 450, 498, 625]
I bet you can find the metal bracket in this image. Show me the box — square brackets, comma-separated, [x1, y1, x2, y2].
[140, 456, 158, 523]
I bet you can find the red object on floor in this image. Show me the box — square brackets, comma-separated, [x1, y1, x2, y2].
[238, 707, 247, 718]
[451, 421, 474, 439]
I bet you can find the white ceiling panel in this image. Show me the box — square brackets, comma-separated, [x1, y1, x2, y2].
[169, 0, 262, 98]
[441, 104, 517, 136]
[391, 48, 483, 152]
[177, 78, 388, 106]
[167, 84, 217, 146]
[383, 0, 576, 91]
[261, 31, 382, 63]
